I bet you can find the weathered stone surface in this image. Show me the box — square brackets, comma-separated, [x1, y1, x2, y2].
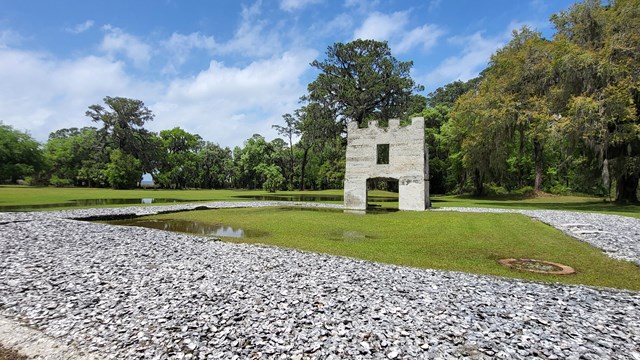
[344, 118, 429, 211]
[0, 202, 639, 359]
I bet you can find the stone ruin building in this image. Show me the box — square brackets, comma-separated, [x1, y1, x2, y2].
[344, 117, 429, 211]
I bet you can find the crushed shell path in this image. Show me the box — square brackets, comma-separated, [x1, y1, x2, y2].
[1, 202, 639, 359]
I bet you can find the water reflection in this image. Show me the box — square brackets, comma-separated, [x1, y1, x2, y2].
[273, 207, 399, 215]
[234, 194, 398, 203]
[106, 218, 265, 238]
[0, 198, 196, 212]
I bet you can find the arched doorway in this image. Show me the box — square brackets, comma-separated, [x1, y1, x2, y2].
[366, 177, 399, 210]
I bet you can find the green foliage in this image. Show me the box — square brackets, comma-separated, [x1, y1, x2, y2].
[551, 0, 640, 202]
[49, 175, 73, 188]
[257, 164, 285, 192]
[426, 79, 480, 108]
[104, 149, 142, 189]
[419, 105, 453, 194]
[484, 183, 509, 196]
[44, 127, 104, 186]
[439, 1, 640, 200]
[549, 183, 572, 195]
[156, 127, 202, 189]
[197, 142, 234, 189]
[0, 123, 45, 183]
[86, 96, 159, 174]
[308, 39, 423, 127]
[451, 27, 554, 195]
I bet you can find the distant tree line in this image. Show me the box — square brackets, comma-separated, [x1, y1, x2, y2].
[440, 0, 640, 202]
[1, 0, 638, 202]
[0, 95, 346, 192]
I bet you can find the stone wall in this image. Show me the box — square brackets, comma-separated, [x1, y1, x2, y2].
[344, 117, 429, 211]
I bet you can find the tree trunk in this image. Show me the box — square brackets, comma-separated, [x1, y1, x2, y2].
[289, 147, 295, 190]
[457, 172, 466, 195]
[300, 147, 310, 191]
[518, 127, 525, 188]
[616, 173, 639, 203]
[533, 139, 543, 193]
[473, 169, 484, 196]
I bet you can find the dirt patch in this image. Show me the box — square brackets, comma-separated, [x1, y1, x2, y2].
[0, 344, 28, 360]
[498, 258, 576, 275]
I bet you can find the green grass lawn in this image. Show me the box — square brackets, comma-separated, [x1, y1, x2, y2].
[140, 207, 640, 291]
[2, 186, 639, 217]
[431, 194, 640, 218]
[0, 185, 261, 206]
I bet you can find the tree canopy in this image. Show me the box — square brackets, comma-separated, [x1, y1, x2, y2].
[0, 123, 44, 183]
[307, 39, 423, 128]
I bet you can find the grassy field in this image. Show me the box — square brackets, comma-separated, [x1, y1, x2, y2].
[1, 185, 639, 217]
[139, 207, 640, 291]
[432, 194, 640, 218]
[0, 185, 258, 206]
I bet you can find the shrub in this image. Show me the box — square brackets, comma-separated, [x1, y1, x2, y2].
[549, 184, 572, 195]
[49, 175, 73, 187]
[484, 183, 509, 196]
[512, 186, 535, 196]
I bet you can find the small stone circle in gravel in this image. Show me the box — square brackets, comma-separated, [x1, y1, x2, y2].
[0, 201, 639, 359]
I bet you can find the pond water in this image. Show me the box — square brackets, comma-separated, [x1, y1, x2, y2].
[103, 206, 396, 238]
[0, 198, 196, 212]
[106, 218, 266, 238]
[234, 194, 398, 203]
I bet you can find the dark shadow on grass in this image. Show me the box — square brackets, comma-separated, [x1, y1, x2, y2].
[441, 194, 640, 215]
[481, 200, 640, 214]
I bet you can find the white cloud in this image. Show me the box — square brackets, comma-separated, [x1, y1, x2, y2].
[66, 20, 94, 34]
[529, 0, 548, 12]
[0, 47, 159, 141]
[395, 24, 445, 53]
[162, 32, 216, 74]
[152, 49, 317, 147]
[100, 25, 152, 67]
[310, 13, 353, 38]
[0, 29, 23, 49]
[217, 1, 283, 58]
[353, 11, 443, 54]
[0, 43, 315, 148]
[428, 0, 442, 12]
[353, 11, 408, 41]
[344, 0, 380, 12]
[421, 19, 548, 90]
[424, 31, 504, 88]
[280, 0, 323, 11]
[505, 19, 548, 35]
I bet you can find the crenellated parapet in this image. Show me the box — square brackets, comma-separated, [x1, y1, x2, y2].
[347, 117, 424, 136]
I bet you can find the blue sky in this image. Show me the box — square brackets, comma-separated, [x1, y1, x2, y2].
[0, 0, 577, 148]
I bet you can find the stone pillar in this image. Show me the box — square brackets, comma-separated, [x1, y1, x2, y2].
[344, 178, 367, 210]
[399, 176, 427, 211]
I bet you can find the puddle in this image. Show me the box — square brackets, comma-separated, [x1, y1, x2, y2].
[0, 198, 199, 212]
[235, 194, 398, 203]
[273, 207, 399, 215]
[328, 230, 377, 241]
[106, 218, 266, 238]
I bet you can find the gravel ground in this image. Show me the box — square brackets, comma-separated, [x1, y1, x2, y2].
[1, 202, 639, 359]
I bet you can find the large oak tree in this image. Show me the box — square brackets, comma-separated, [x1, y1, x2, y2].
[307, 39, 423, 128]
